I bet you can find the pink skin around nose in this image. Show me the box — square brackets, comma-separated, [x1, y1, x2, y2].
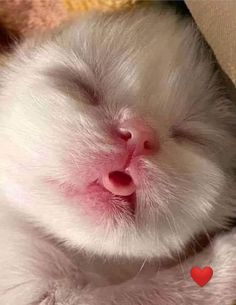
[102, 118, 156, 196]
[118, 118, 156, 157]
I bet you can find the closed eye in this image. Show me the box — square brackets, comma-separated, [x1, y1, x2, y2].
[45, 65, 102, 105]
[171, 126, 205, 145]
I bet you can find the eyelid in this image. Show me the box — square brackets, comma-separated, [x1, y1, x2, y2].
[171, 125, 204, 145]
[75, 77, 101, 105]
[45, 65, 101, 105]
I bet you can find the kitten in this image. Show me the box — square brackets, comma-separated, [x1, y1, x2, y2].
[0, 5, 235, 305]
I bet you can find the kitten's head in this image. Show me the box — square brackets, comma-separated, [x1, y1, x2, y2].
[0, 7, 235, 259]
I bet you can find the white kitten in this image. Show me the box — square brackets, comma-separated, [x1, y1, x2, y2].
[0, 5, 235, 305]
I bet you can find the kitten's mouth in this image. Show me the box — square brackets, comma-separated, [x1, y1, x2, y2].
[101, 170, 136, 196]
[89, 178, 137, 216]
[98, 170, 137, 214]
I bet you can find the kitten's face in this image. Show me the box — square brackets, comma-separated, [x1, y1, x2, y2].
[0, 8, 235, 259]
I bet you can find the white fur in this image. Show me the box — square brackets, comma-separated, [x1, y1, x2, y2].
[0, 5, 235, 305]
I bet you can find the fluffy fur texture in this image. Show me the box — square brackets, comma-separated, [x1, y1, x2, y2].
[0, 5, 235, 305]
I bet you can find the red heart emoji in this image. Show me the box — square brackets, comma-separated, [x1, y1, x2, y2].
[191, 266, 213, 287]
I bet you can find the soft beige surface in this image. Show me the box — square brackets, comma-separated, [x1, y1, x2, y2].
[186, 0, 236, 86]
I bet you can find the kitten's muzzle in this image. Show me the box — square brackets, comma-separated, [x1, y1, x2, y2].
[101, 118, 157, 196]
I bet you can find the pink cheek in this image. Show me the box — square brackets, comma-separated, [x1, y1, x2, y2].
[47, 177, 133, 220]
[46, 178, 105, 204]
[57, 181, 112, 210]
[46, 179, 79, 197]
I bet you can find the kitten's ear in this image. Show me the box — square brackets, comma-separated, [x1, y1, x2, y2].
[44, 65, 102, 106]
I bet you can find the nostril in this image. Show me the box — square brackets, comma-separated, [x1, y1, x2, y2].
[144, 140, 153, 150]
[118, 129, 132, 141]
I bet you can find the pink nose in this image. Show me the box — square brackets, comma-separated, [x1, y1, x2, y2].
[118, 118, 156, 156]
